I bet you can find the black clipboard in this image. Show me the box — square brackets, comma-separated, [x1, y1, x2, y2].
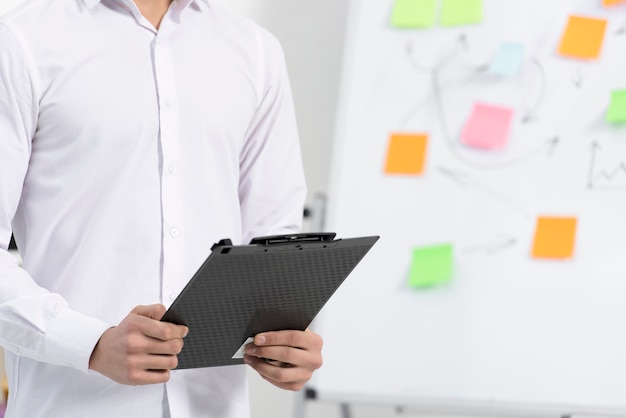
[161, 233, 379, 369]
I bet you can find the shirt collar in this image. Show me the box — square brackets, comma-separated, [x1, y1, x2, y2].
[82, 0, 211, 10]
[83, 0, 100, 9]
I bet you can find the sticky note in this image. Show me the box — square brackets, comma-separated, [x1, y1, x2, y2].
[384, 133, 428, 175]
[531, 216, 578, 259]
[460, 102, 514, 150]
[391, 0, 437, 28]
[440, 0, 483, 26]
[603, 0, 626, 7]
[488, 43, 525, 77]
[408, 244, 454, 288]
[606, 89, 626, 124]
[558, 15, 607, 60]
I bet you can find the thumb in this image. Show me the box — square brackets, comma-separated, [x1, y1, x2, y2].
[131, 304, 167, 320]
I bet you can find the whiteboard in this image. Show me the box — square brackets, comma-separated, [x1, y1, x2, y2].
[311, 0, 626, 415]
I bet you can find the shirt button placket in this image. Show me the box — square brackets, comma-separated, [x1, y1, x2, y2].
[153, 29, 185, 307]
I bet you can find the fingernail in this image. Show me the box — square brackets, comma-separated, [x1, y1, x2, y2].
[245, 344, 256, 354]
[255, 335, 266, 345]
[183, 328, 189, 338]
[244, 355, 253, 365]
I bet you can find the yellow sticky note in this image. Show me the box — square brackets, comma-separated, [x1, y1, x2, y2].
[531, 216, 578, 259]
[384, 133, 428, 175]
[558, 15, 607, 60]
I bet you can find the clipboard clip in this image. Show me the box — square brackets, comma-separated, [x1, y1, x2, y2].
[249, 233, 337, 246]
[211, 239, 234, 251]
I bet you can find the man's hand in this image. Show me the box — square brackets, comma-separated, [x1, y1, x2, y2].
[244, 329, 323, 391]
[89, 304, 188, 385]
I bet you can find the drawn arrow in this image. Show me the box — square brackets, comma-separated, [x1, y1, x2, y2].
[405, 40, 435, 73]
[521, 58, 547, 124]
[545, 136, 560, 157]
[437, 166, 470, 185]
[587, 141, 601, 188]
[573, 67, 584, 89]
[464, 235, 518, 255]
[457, 32, 468, 49]
[588, 141, 626, 189]
[406, 33, 469, 74]
[615, 19, 626, 35]
[400, 34, 485, 128]
[438, 33, 470, 68]
[437, 166, 532, 218]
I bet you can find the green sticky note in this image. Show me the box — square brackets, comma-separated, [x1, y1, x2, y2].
[606, 89, 626, 124]
[391, 0, 437, 28]
[440, 0, 483, 26]
[408, 243, 454, 288]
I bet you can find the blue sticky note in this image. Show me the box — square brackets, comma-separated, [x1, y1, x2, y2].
[488, 43, 525, 77]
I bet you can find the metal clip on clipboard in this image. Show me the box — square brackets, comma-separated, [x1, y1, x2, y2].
[211, 233, 337, 251]
[249, 233, 337, 246]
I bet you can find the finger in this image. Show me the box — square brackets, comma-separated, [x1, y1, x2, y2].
[143, 322, 188, 342]
[132, 304, 167, 320]
[127, 367, 172, 386]
[142, 336, 185, 356]
[262, 358, 293, 368]
[259, 373, 307, 392]
[131, 312, 188, 342]
[245, 355, 310, 390]
[139, 353, 180, 371]
[132, 303, 190, 339]
[245, 344, 309, 368]
[115, 325, 184, 359]
[254, 329, 323, 351]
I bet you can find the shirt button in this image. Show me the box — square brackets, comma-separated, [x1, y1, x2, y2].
[164, 98, 174, 108]
[169, 293, 177, 301]
[168, 164, 177, 174]
[169, 228, 179, 237]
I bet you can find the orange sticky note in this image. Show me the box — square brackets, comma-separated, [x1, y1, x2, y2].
[558, 15, 607, 60]
[603, 0, 626, 6]
[384, 133, 428, 175]
[531, 216, 578, 259]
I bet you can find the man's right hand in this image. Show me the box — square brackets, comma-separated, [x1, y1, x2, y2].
[89, 304, 188, 385]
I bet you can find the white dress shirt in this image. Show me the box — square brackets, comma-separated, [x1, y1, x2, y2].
[0, 0, 306, 416]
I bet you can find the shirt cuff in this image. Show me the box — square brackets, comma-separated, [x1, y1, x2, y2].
[46, 307, 114, 373]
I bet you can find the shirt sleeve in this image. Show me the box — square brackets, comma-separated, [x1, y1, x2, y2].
[0, 23, 112, 373]
[238, 26, 307, 244]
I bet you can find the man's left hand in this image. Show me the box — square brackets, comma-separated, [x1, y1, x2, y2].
[244, 329, 323, 391]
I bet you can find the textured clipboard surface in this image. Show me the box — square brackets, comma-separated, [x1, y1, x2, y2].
[161, 235, 379, 369]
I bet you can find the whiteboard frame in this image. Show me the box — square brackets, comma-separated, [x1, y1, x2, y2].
[305, 388, 626, 418]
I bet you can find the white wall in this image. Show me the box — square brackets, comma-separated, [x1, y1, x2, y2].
[216, 0, 346, 217]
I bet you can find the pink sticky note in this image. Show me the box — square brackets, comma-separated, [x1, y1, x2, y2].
[460, 102, 514, 149]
